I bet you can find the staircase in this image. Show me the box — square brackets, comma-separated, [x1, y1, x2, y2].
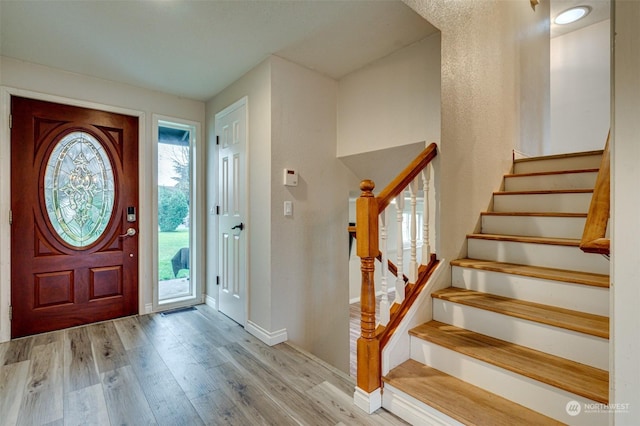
[381, 151, 610, 425]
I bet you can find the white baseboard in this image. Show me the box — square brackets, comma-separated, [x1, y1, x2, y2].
[144, 303, 153, 314]
[205, 294, 216, 309]
[353, 386, 382, 414]
[246, 320, 288, 346]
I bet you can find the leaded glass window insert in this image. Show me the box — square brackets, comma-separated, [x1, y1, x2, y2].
[44, 131, 115, 248]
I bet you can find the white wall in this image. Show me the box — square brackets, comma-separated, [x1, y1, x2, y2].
[206, 59, 273, 329]
[207, 56, 359, 371]
[403, 0, 550, 273]
[550, 20, 610, 155]
[0, 57, 205, 341]
[270, 56, 358, 371]
[612, 0, 640, 422]
[337, 34, 441, 157]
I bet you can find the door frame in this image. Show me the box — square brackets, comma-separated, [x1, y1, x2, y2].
[152, 114, 204, 311]
[0, 86, 146, 342]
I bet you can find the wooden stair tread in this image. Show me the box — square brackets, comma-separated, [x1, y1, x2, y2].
[432, 287, 609, 339]
[505, 168, 599, 178]
[514, 150, 603, 164]
[481, 211, 587, 218]
[451, 258, 609, 288]
[467, 233, 580, 247]
[410, 321, 609, 403]
[494, 189, 593, 196]
[383, 359, 563, 426]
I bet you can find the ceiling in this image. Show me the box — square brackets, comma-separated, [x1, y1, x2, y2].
[0, 1, 611, 101]
[0, 0, 438, 102]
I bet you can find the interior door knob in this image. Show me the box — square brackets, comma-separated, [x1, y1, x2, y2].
[231, 223, 244, 231]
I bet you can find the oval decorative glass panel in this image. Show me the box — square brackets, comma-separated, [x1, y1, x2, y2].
[44, 132, 115, 248]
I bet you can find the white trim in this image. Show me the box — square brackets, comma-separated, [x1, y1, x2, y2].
[151, 114, 203, 313]
[205, 294, 217, 309]
[245, 320, 288, 346]
[144, 303, 153, 315]
[382, 383, 463, 426]
[353, 386, 382, 414]
[0, 88, 11, 342]
[0, 86, 146, 342]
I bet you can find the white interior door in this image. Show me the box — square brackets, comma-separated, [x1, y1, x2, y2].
[216, 98, 247, 325]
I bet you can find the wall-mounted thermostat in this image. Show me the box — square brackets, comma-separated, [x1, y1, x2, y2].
[283, 168, 298, 186]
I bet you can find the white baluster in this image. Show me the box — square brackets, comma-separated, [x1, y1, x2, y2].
[421, 164, 431, 264]
[408, 179, 418, 282]
[379, 210, 389, 326]
[395, 194, 405, 304]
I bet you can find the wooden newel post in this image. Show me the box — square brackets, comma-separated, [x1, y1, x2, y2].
[355, 179, 381, 393]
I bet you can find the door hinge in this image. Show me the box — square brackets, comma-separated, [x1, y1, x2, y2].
[216, 276, 220, 286]
[9, 306, 12, 321]
[9, 210, 12, 225]
[216, 206, 220, 215]
[216, 135, 220, 145]
[9, 114, 12, 129]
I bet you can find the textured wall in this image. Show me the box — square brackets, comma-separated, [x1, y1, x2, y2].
[403, 0, 550, 271]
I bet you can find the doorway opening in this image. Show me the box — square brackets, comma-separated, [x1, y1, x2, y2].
[154, 118, 201, 309]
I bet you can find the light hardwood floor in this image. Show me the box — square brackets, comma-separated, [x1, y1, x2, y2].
[0, 305, 406, 426]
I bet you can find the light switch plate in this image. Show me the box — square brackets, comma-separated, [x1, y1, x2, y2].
[284, 201, 293, 216]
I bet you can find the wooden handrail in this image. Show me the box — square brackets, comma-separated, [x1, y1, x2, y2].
[377, 143, 438, 212]
[580, 133, 610, 255]
[354, 143, 438, 396]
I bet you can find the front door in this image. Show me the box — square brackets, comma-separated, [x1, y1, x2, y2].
[11, 97, 139, 338]
[216, 98, 247, 325]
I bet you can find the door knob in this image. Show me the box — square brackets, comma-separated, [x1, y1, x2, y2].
[231, 223, 244, 231]
[119, 228, 136, 238]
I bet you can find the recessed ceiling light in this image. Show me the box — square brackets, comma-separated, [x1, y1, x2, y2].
[554, 6, 591, 25]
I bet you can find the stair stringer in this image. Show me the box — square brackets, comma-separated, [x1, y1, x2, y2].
[381, 261, 446, 376]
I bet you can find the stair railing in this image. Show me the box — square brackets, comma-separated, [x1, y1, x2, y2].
[580, 132, 610, 257]
[354, 142, 439, 406]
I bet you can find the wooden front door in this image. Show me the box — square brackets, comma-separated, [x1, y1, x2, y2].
[11, 97, 139, 338]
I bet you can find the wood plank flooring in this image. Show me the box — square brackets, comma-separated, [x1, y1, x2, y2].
[0, 305, 406, 426]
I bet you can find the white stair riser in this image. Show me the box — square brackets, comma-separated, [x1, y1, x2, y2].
[493, 192, 592, 213]
[504, 172, 597, 191]
[432, 299, 608, 370]
[467, 238, 610, 275]
[481, 215, 586, 239]
[451, 266, 609, 316]
[514, 155, 602, 174]
[382, 384, 465, 426]
[410, 339, 608, 426]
